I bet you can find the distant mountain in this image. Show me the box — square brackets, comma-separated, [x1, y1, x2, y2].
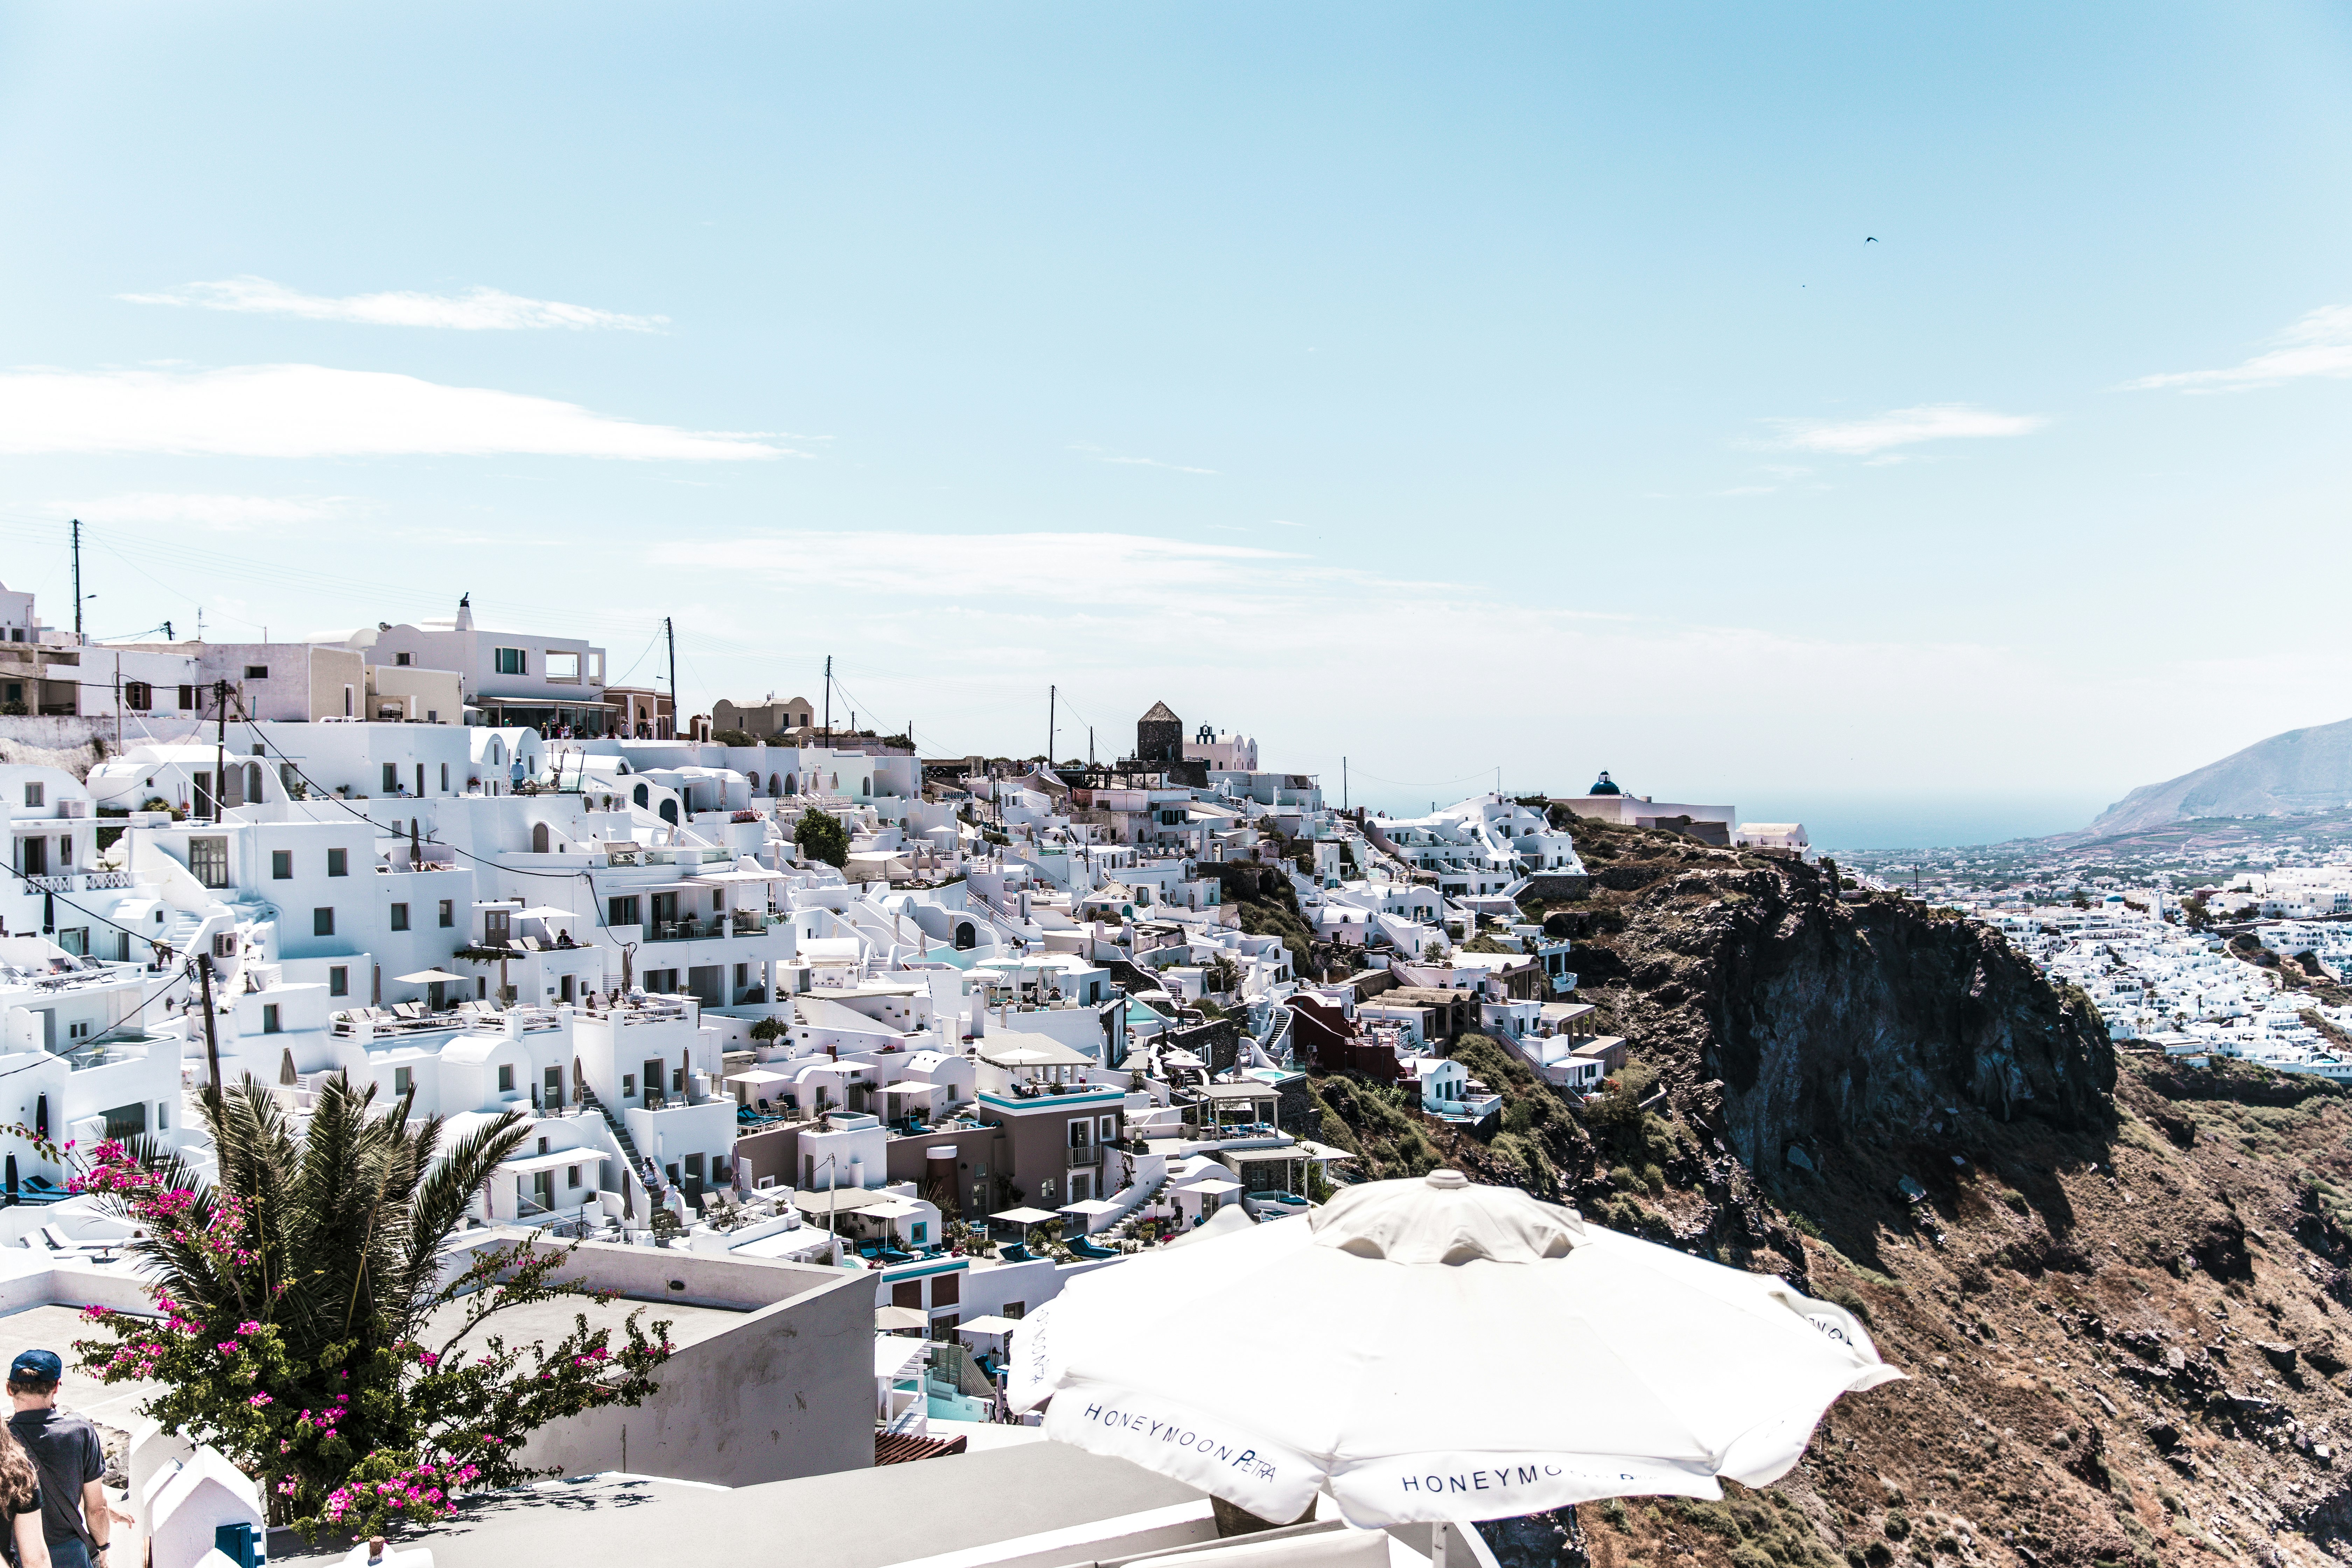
[2087, 716, 2352, 835]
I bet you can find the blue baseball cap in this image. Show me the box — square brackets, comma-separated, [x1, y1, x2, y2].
[8, 1351, 60, 1382]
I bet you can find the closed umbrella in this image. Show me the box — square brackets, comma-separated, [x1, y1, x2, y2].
[1009, 1170, 1901, 1527]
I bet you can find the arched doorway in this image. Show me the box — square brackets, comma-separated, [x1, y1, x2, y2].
[659, 799, 678, 825]
[633, 783, 650, 807]
[768, 773, 781, 796]
[954, 922, 976, 951]
[532, 821, 551, 853]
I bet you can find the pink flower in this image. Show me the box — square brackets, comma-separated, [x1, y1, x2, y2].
[236, 1321, 261, 1335]
[247, 1392, 272, 1407]
[216, 1342, 239, 1354]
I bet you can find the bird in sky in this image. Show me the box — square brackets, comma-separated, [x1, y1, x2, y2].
[1865, 236, 1879, 243]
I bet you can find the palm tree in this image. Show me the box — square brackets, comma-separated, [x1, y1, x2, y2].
[132, 1076, 530, 1352]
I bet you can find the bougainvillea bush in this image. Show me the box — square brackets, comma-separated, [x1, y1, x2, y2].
[68, 1077, 671, 1538]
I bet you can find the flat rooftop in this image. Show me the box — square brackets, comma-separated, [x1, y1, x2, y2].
[0, 1304, 161, 1431]
[277, 1441, 1203, 1568]
[420, 1293, 748, 1356]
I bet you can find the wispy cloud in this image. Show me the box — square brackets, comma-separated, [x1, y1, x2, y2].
[2125, 304, 2352, 392]
[75, 492, 352, 527]
[1069, 443, 1217, 475]
[1765, 403, 2045, 456]
[120, 275, 666, 332]
[0, 365, 787, 460]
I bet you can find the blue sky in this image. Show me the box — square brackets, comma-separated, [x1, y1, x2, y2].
[4, 3, 2352, 847]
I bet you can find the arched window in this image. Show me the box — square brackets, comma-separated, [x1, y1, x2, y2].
[246, 763, 264, 803]
[954, 922, 976, 951]
[659, 799, 678, 825]
[532, 822, 551, 854]
[768, 773, 780, 796]
[633, 783, 649, 807]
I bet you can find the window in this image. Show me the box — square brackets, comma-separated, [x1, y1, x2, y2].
[608, 896, 641, 927]
[545, 651, 580, 683]
[56, 929, 87, 957]
[587, 651, 603, 682]
[494, 647, 527, 676]
[438, 899, 455, 928]
[484, 909, 511, 946]
[622, 1074, 636, 1097]
[497, 1064, 514, 1092]
[891, 1280, 924, 1310]
[394, 652, 413, 667]
[314, 907, 335, 937]
[389, 903, 410, 932]
[188, 836, 230, 888]
[244, 665, 269, 680]
[910, 1222, 927, 1245]
[393, 1066, 412, 1096]
[271, 850, 292, 880]
[329, 966, 348, 998]
[21, 783, 41, 808]
[382, 763, 399, 793]
[439, 763, 449, 792]
[1069, 1120, 1090, 1149]
[262, 1004, 281, 1034]
[123, 681, 152, 711]
[567, 1164, 581, 1189]
[343, 686, 354, 717]
[156, 1102, 168, 1132]
[931, 1272, 959, 1306]
[426, 710, 438, 723]
[1001, 1301, 1024, 1320]
[327, 847, 348, 877]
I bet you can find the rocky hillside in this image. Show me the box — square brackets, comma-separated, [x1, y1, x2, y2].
[1302, 817, 2352, 1567]
[2087, 716, 2352, 835]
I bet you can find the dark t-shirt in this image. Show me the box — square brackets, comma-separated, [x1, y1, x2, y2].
[8, 1410, 100, 1548]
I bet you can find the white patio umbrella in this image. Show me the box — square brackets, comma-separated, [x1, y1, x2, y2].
[1009, 1170, 1901, 1527]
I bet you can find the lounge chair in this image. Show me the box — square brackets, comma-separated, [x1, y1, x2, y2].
[1068, 1235, 1120, 1260]
[392, 1002, 424, 1021]
[996, 1243, 1032, 1263]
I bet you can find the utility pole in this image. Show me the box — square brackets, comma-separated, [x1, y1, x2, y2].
[114, 654, 122, 753]
[1088, 726, 1095, 768]
[70, 520, 83, 642]
[211, 679, 229, 820]
[197, 954, 223, 1102]
[1047, 684, 1056, 766]
[663, 617, 677, 740]
[1344, 756, 1348, 812]
[822, 655, 832, 742]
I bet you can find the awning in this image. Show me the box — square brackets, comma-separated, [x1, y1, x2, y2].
[1177, 1178, 1244, 1195]
[957, 1315, 1023, 1337]
[511, 906, 578, 920]
[875, 1337, 928, 1381]
[396, 968, 470, 985]
[980, 1040, 1095, 1068]
[499, 1149, 592, 1177]
[861, 1197, 927, 1220]
[685, 868, 790, 886]
[876, 1306, 929, 1332]
[725, 1069, 796, 1088]
[1059, 1198, 1120, 1215]
[990, 1206, 1060, 1225]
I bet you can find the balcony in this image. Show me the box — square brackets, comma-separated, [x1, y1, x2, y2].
[1066, 1143, 1100, 1169]
[645, 911, 778, 943]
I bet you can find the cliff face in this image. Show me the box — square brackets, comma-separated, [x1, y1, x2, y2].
[1302, 819, 2352, 1567]
[1675, 862, 2115, 1166]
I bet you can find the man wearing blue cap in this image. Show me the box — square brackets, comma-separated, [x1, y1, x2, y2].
[6, 1353, 106, 1568]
